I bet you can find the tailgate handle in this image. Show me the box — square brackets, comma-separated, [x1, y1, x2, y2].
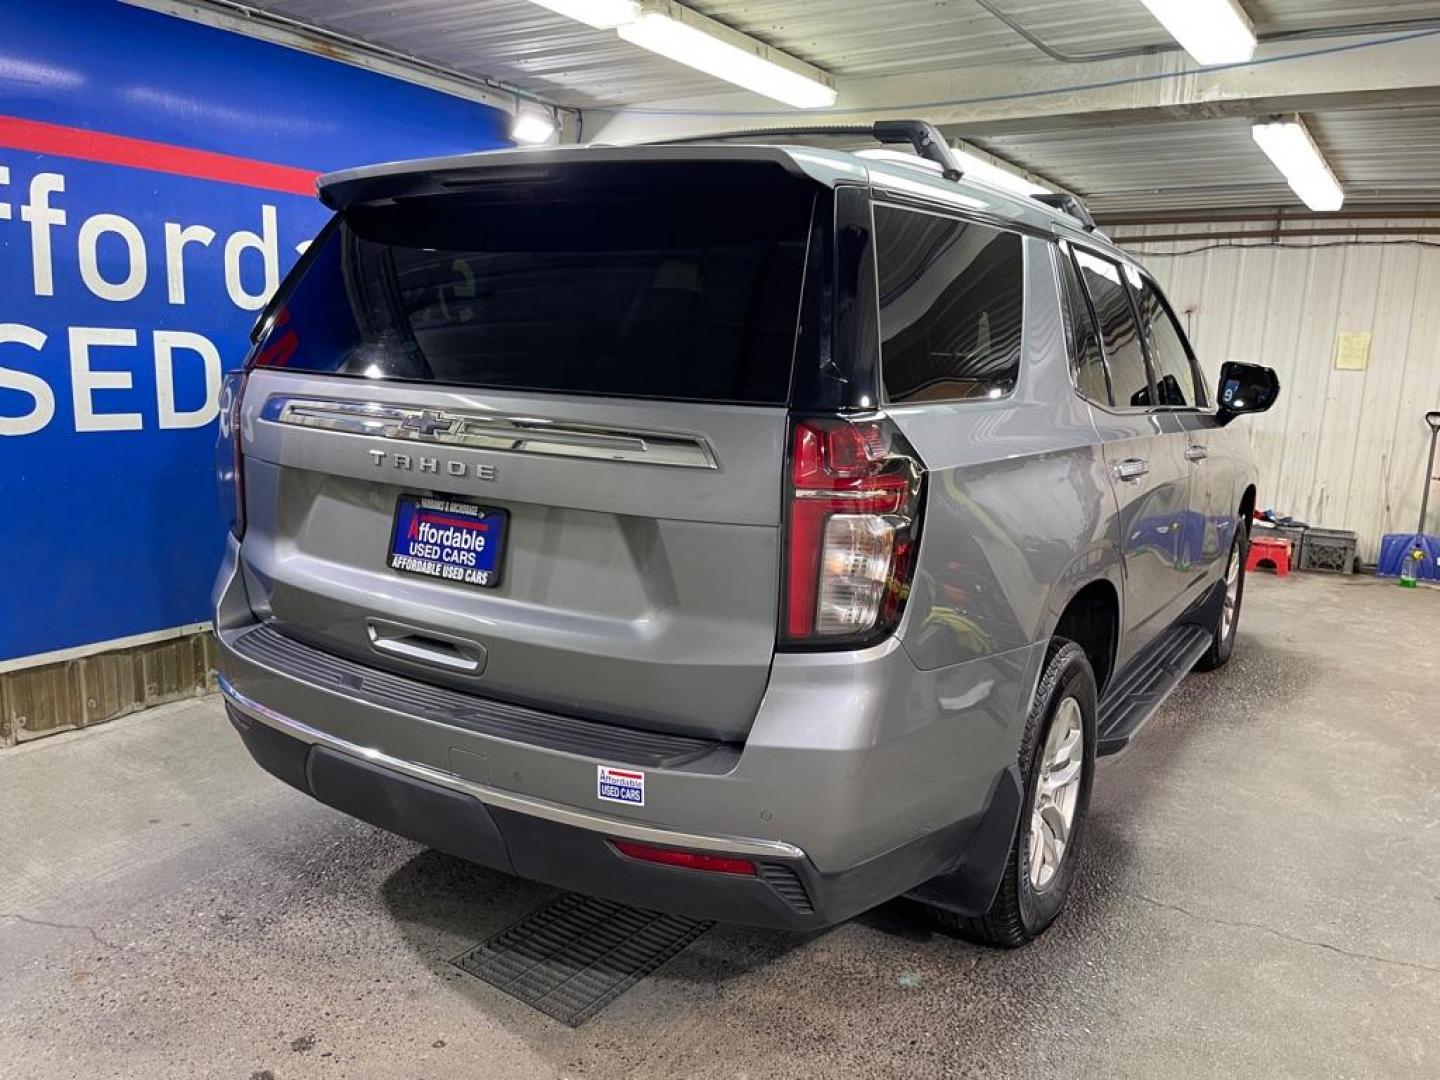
[366, 619, 486, 675]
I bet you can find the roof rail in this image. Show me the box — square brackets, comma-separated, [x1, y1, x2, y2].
[646, 119, 964, 181]
[1032, 192, 1098, 232]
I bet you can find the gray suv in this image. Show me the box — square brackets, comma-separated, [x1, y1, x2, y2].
[213, 122, 1278, 946]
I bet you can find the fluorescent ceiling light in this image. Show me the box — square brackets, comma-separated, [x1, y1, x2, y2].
[618, 5, 837, 109]
[1251, 117, 1344, 211]
[953, 150, 1050, 197]
[510, 110, 558, 144]
[1137, 0, 1256, 65]
[525, 0, 639, 29]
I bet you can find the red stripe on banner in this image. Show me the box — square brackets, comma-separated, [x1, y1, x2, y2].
[0, 115, 320, 195]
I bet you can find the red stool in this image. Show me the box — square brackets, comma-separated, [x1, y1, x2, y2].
[1247, 536, 1292, 577]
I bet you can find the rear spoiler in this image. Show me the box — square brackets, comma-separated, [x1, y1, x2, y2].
[317, 144, 816, 210]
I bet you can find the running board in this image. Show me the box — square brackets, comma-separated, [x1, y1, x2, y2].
[1095, 624, 1211, 756]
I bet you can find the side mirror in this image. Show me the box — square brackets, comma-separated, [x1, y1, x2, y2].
[1216, 361, 1279, 424]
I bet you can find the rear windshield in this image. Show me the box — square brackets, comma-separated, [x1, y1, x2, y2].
[252, 171, 817, 405]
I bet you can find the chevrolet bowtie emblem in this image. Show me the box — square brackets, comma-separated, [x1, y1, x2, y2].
[399, 410, 455, 437]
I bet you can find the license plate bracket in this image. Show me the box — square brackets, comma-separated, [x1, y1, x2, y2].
[388, 495, 507, 589]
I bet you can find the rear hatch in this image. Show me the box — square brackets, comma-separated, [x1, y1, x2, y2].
[234, 158, 824, 741]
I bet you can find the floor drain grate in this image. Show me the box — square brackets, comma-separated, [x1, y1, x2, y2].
[452, 893, 712, 1026]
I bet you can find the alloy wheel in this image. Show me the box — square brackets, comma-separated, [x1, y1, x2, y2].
[1029, 696, 1084, 891]
[1221, 542, 1242, 640]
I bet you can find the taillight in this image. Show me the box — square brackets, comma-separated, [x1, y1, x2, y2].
[216, 370, 247, 540]
[782, 416, 923, 646]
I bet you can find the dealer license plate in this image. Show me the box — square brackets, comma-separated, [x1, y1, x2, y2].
[388, 495, 507, 589]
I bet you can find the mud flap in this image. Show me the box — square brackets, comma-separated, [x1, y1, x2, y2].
[903, 764, 1024, 916]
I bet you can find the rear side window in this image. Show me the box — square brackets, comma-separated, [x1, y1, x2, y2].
[1075, 250, 1151, 409]
[874, 204, 1025, 403]
[1057, 247, 1110, 405]
[1133, 277, 1199, 407]
[252, 173, 816, 405]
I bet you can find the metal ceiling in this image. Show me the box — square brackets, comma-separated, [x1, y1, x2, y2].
[170, 0, 1440, 215]
[973, 105, 1440, 214]
[229, 0, 1440, 107]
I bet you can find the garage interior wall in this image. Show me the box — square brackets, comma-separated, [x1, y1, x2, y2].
[1113, 221, 1440, 561]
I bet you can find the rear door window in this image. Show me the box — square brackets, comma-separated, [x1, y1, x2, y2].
[873, 204, 1025, 403]
[252, 172, 816, 405]
[1074, 249, 1152, 409]
[1133, 276, 1201, 408]
[1057, 246, 1110, 405]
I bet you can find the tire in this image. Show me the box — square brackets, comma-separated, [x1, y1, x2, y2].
[1194, 522, 1248, 672]
[929, 639, 1098, 948]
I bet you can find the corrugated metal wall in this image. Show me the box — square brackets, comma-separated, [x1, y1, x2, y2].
[1113, 220, 1440, 562]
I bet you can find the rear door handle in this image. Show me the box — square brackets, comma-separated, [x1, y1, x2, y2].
[1184, 445, 1209, 462]
[1114, 458, 1149, 481]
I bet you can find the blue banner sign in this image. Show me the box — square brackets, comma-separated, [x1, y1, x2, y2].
[0, 0, 508, 660]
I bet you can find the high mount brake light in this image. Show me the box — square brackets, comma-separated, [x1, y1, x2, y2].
[783, 417, 922, 645]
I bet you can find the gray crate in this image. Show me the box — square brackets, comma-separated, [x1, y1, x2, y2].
[1254, 524, 1306, 565]
[1298, 528, 1357, 574]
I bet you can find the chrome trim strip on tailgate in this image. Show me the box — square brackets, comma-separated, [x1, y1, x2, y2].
[260, 396, 719, 469]
[218, 675, 805, 861]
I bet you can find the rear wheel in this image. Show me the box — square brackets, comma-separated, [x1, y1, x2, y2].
[929, 640, 1097, 947]
[1195, 524, 1247, 672]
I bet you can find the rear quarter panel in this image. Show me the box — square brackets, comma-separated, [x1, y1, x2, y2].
[888, 236, 1124, 674]
[869, 237, 1122, 860]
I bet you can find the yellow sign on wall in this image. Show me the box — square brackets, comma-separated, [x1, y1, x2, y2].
[1335, 331, 1372, 371]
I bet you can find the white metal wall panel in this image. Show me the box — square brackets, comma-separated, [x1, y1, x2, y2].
[1113, 222, 1440, 562]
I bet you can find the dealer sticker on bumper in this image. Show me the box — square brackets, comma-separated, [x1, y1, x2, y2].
[597, 765, 645, 807]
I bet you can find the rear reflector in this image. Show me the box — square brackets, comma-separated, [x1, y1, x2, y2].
[612, 840, 757, 876]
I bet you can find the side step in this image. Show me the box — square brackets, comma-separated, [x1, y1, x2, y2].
[1095, 624, 1211, 756]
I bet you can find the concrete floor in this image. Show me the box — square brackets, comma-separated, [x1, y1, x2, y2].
[2, 573, 1437, 1079]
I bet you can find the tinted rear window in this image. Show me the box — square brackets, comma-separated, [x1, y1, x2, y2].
[873, 204, 1025, 404]
[254, 174, 816, 404]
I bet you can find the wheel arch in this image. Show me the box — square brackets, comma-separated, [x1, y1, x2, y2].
[1238, 483, 1257, 534]
[1043, 570, 1122, 698]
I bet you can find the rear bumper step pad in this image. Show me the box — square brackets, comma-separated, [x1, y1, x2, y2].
[229, 623, 721, 769]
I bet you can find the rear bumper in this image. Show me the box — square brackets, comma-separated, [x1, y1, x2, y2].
[214, 535, 1040, 929]
[224, 684, 1019, 930]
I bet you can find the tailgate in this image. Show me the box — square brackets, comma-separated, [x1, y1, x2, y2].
[233, 161, 819, 741]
